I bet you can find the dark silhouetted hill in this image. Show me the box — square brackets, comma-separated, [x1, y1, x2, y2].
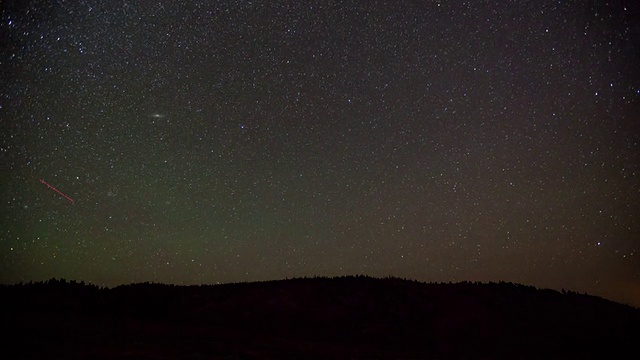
[2, 276, 639, 359]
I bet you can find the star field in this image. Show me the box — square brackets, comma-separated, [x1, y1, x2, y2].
[1, 1, 639, 306]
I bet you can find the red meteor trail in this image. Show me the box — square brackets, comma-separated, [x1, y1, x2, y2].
[40, 179, 75, 204]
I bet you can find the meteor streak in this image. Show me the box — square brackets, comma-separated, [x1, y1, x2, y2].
[40, 179, 75, 204]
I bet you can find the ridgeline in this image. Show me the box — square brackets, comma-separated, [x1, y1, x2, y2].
[2, 276, 639, 359]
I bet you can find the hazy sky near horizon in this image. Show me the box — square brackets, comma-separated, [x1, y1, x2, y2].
[1, 1, 639, 306]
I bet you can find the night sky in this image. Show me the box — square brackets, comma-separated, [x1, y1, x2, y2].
[2, 1, 639, 307]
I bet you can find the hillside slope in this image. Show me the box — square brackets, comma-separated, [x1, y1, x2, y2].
[2, 276, 639, 359]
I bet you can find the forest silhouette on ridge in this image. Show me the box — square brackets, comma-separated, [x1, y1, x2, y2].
[2, 275, 639, 359]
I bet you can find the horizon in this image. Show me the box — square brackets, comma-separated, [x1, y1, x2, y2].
[4, 274, 639, 309]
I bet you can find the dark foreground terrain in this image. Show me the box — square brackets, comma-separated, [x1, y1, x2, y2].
[2, 276, 639, 359]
